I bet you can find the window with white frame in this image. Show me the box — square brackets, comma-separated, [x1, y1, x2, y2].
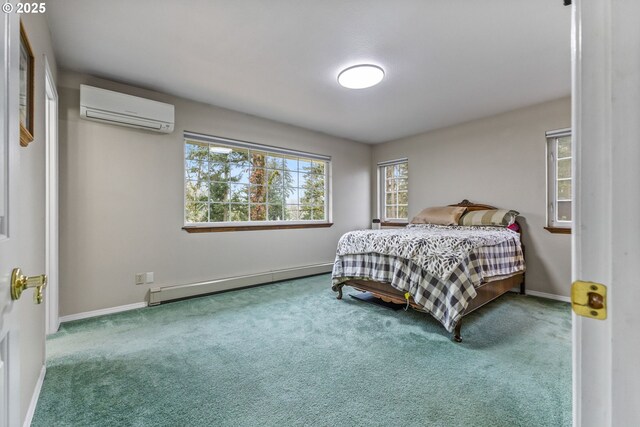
[546, 129, 572, 229]
[378, 159, 408, 223]
[184, 132, 330, 225]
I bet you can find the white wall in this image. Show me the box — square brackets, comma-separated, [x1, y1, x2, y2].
[58, 72, 372, 316]
[372, 97, 572, 297]
[17, 13, 57, 423]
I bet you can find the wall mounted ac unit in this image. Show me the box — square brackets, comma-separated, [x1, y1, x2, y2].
[80, 84, 175, 133]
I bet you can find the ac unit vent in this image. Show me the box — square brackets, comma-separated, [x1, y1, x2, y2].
[80, 85, 174, 133]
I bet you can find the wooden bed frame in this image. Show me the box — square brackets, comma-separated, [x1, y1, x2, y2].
[331, 200, 525, 342]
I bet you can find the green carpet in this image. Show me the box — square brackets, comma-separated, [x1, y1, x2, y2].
[33, 274, 571, 426]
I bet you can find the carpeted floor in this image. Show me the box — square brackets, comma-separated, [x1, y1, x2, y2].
[33, 274, 571, 426]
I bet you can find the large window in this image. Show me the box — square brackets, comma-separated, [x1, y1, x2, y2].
[546, 129, 572, 230]
[184, 132, 330, 226]
[378, 159, 408, 223]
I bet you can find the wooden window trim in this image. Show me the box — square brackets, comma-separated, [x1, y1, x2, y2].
[544, 226, 572, 234]
[183, 222, 333, 233]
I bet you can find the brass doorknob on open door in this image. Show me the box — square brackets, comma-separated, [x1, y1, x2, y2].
[10, 268, 47, 304]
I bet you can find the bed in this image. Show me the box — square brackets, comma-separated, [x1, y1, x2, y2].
[331, 200, 526, 342]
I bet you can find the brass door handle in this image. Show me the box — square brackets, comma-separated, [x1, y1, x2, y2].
[10, 268, 47, 304]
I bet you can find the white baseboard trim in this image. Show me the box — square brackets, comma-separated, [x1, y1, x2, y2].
[59, 264, 332, 321]
[46, 319, 60, 336]
[23, 365, 46, 427]
[149, 262, 333, 306]
[59, 302, 148, 323]
[525, 290, 571, 303]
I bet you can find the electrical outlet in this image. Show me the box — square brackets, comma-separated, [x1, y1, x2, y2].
[135, 273, 145, 285]
[145, 272, 154, 284]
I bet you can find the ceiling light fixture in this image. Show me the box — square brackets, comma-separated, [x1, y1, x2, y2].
[337, 64, 385, 89]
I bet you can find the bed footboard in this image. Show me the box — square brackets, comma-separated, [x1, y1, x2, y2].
[333, 273, 525, 342]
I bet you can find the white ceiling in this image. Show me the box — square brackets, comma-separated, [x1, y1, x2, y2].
[46, 0, 571, 144]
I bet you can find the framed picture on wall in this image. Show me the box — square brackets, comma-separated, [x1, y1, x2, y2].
[19, 21, 34, 147]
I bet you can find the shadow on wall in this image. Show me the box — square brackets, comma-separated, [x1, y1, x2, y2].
[518, 217, 557, 293]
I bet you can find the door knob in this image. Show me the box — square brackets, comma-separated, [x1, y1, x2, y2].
[10, 268, 47, 304]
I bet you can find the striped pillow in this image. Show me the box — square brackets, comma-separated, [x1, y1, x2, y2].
[459, 209, 519, 227]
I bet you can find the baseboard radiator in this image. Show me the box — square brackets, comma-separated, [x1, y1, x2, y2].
[148, 263, 333, 306]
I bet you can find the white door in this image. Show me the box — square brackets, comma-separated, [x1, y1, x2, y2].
[45, 57, 59, 335]
[572, 0, 640, 426]
[0, 8, 28, 427]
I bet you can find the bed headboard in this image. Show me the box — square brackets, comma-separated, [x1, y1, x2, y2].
[448, 199, 498, 212]
[449, 199, 522, 235]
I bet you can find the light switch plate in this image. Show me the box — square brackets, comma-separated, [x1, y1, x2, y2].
[145, 272, 154, 284]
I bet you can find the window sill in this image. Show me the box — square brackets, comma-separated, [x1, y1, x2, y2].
[380, 222, 408, 227]
[544, 226, 572, 234]
[183, 222, 333, 233]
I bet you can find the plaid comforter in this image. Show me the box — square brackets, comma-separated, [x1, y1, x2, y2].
[332, 226, 525, 332]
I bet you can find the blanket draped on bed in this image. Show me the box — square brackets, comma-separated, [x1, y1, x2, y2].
[336, 224, 517, 281]
[332, 224, 525, 332]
